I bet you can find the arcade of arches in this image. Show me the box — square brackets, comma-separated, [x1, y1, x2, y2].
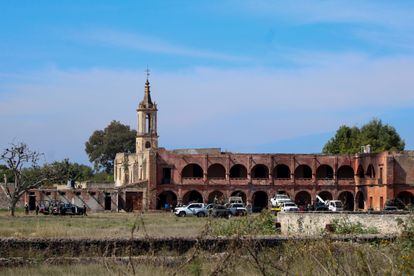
[155, 189, 377, 212]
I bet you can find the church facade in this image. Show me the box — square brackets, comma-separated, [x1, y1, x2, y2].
[114, 79, 414, 212]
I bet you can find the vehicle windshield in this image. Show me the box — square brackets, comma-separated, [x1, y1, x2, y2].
[334, 202, 343, 207]
[232, 204, 244, 208]
[285, 203, 296, 207]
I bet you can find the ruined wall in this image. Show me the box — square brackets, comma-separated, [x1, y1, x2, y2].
[26, 189, 119, 212]
[277, 212, 410, 235]
[393, 151, 414, 185]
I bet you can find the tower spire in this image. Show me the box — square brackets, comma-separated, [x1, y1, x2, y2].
[139, 66, 153, 108]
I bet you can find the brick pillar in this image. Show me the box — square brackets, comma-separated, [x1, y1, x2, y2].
[203, 155, 208, 183]
[269, 156, 274, 185]
[248, 155, 252, 183]
[312, 156, 317, 183]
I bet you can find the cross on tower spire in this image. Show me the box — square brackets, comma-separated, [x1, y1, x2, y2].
[145, 66, 150, 81]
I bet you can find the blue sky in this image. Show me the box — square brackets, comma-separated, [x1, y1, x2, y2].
[1, 1, 414, 164]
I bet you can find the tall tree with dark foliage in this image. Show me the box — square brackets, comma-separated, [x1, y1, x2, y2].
[85, 121, 136, 173]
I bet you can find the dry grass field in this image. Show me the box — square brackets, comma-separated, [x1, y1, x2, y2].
[0, 210, 210, 238]
[0, 210, 413, 275]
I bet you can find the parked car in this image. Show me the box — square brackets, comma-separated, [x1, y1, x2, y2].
[52, 202, 85, 215]
[383, 205, 399, 212]
[38, 200, 57, 215]
[327, 200, 343, 212]
[209, 204, 231, 218]
[227, 196, 244, 205]
[270, 194, 292, 207]
[280, 201, 299, 212]
[227, 203, 248, 216]
[310, 201, 330, 211]
[385, 199, 406, 210]
[174, 203, 207, 217]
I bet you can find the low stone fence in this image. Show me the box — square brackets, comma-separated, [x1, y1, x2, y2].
[277, 212, 411, 235]
[0, 235, 397, 259]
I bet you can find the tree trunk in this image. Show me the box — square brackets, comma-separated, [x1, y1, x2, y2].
[9, 199, 18, 217]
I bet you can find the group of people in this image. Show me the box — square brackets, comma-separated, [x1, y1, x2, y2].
[24, 203, 39, 215]
[23, 202, 88, 216]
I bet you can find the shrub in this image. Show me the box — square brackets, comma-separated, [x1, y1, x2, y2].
[330, 218, 379, 235]
[210, 210, 275, 236]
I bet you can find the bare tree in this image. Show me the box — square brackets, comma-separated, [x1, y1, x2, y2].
[0, 142, 52, 216]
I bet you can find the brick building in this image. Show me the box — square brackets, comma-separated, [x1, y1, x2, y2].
[113, 79, 414, 212]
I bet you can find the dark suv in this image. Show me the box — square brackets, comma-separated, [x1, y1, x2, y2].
[53, 203, 85, 215]
[209, 204, 231, 218]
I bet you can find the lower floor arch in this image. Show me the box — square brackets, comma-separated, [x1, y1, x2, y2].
[157, 191, 177, 210]
[356, 191, 365, 210]
[295, 191, 312, 209]
[231, 190, 247, 203]
[338, 191, 354, 211]
[182, 190, 203, 205]
[318, 191, 333, 201]
[252, 191, 268, 212]
[208, 190, 225, 204]
[396, 191, 414, 207]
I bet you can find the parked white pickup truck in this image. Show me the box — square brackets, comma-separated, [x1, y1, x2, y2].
[174, 203, 207, 217]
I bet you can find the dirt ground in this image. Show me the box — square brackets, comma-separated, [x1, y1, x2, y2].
[0, 210, 209, 238]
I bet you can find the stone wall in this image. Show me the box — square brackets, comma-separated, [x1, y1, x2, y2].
[277, 212, 411, 235]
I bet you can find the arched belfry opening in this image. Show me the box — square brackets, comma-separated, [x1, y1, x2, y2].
[146, 114, 151, 133]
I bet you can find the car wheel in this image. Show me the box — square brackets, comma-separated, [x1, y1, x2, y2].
[197, 212, 205, 217]
[179, 211, 186, 217]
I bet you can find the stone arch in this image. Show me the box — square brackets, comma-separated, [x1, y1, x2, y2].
[337, 165, 355, 179]
[273, 164, 291, 179]
[251, 164, 269, 179]
[207, 163, 226, 179]
[338, 191, 354, 211]
[316, 165, 334, 179]
[229, 164, 247, 179]
[156, 191, 177, 210]
[231, 190, 247, 203]
[208, 190, 225, 204]
[366, 164, 376, 179]
[357, 165, 365, 178]
[396, 191, 414, 207]
[252, 191, 268, 212]
[182, 190, 203, 204]
[182, 164, 203, 178]
[356, 191, 365, 210]
[318, 191, 333, 201]
[295, 165, 312, 179]
[295, 191, 312, 207]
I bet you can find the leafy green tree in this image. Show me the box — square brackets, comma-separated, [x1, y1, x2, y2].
[47, 159, 94, 184]
[85, 121, 136, 173]
[0, 165, 14, 183]
[323, 126, 361, 154]
[359, 119, 405, 153]
[323, 119, 405, 154]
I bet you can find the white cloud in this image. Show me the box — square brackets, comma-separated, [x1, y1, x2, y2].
[1, 53, 414, 163]
[233, 0, 414, 28]
[75, 29, 251, 62]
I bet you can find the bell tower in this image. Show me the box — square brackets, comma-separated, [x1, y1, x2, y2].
[136, 71, 158, 153]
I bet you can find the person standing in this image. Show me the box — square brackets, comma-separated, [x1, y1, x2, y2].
[83, 204, 87, 216]
[24, 203, 29, 215]
[35, 204, 39, 215]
